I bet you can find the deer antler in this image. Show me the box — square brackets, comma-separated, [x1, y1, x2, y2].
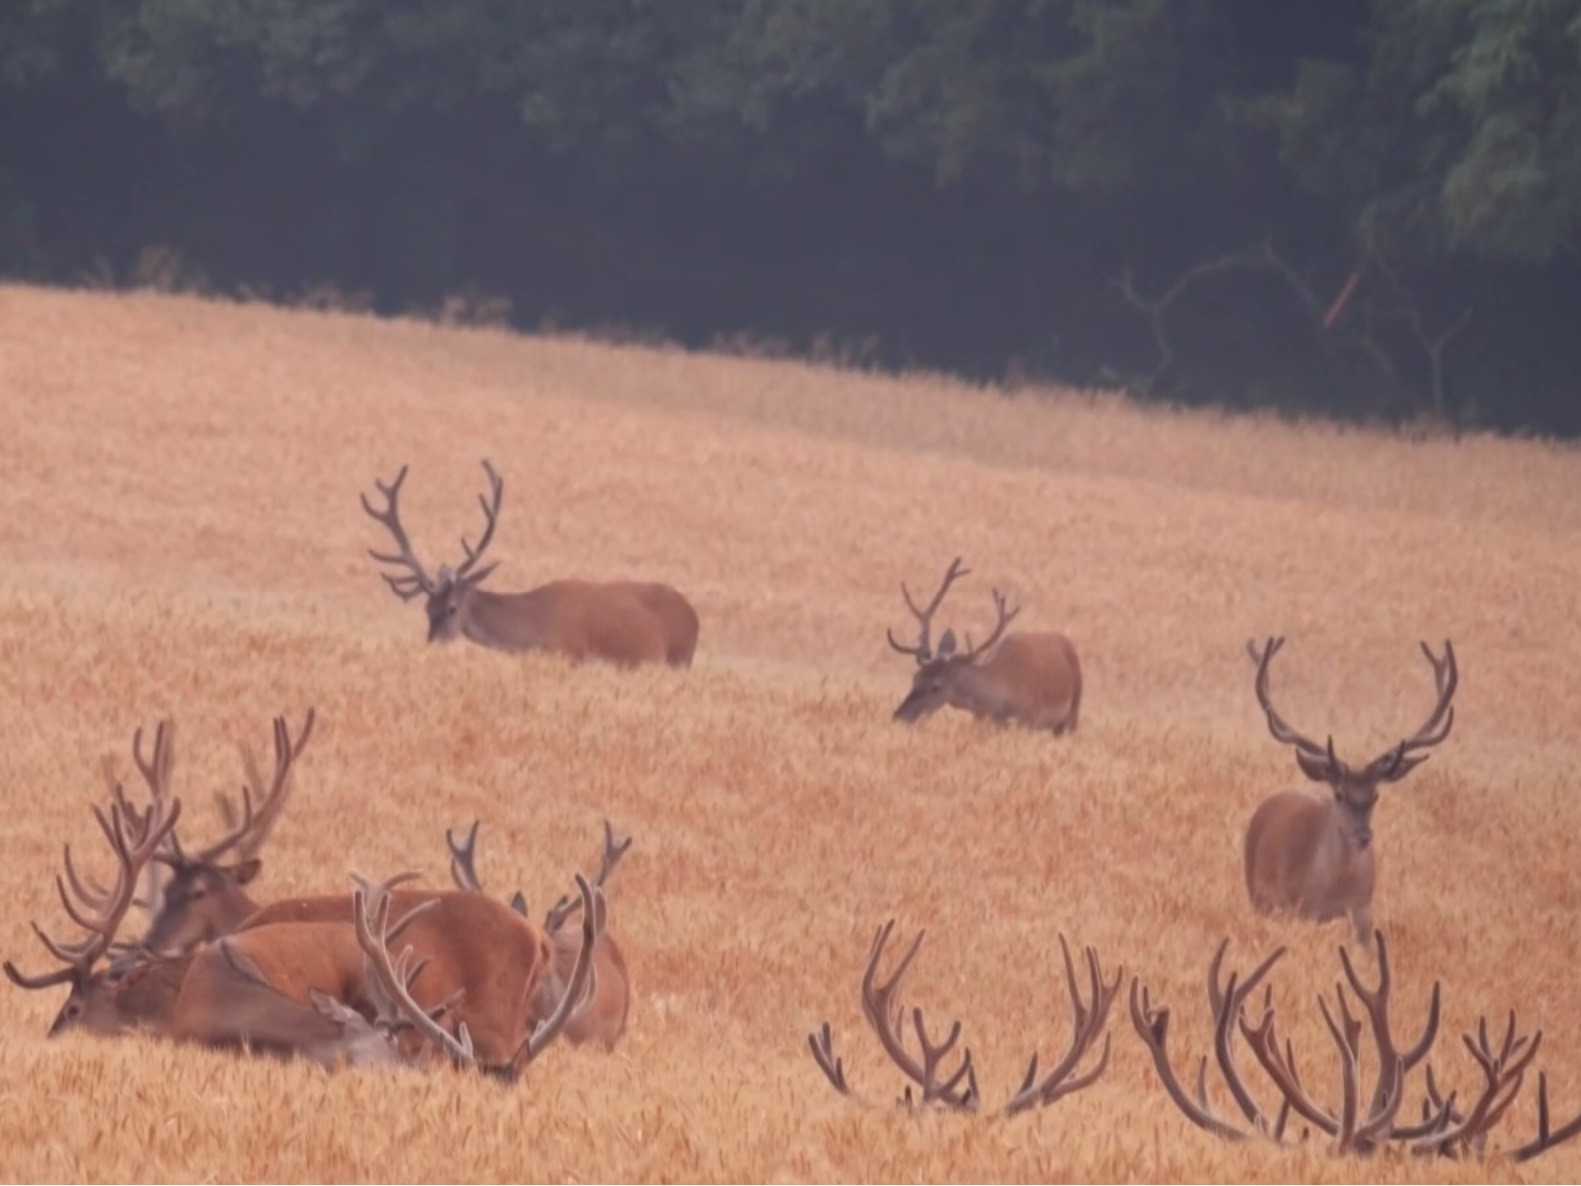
[1130, 941, 1290, 1143]
[1002, 935, 1121, 1116]
[453, 459, 504, 585]
[1512, 1072, 1581, 1162]
[809, 924, 1119, 1116]
[503, 874, 602, 1078]
[5, 774, 183, 991]
[1246, 637, 1337, 774]
[445, 820, 483, 894]
[886, 557, 971, 665]
[351, 873, 477, 1068]
[361, 464, 439, 599]
[959, 588, 1021, 664]
[1361, 640, 1458, 782]
[544, 820, 631, 932]
[175, 709, 316, 869]
[1414, 1011, 1542, 1157]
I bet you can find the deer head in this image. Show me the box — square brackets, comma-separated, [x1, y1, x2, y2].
[1247, 637, 1458, 850]
[360, 459, 504, 643]
[136, 710, 316, 954]
[886, 557, 1021, 722]
[4, 748, 184, 1036]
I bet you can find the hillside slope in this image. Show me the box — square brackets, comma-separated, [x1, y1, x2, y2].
[1, 285, 1577, 1182]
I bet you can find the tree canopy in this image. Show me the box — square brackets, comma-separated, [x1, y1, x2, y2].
[5, 0, 1581, 433]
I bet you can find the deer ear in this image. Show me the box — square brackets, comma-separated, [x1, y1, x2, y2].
[230, 859, 263, 886]
[1294, 749, 1335, 783]
[937, 629, 958, 658]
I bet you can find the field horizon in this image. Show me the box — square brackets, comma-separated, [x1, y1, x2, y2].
[1, 282, 1578, 1182]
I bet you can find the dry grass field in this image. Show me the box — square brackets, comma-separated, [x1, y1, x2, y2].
[1, 282, 1579, 1183]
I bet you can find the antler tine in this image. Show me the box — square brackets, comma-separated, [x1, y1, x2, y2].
[1248, 636, 1333, 760]
[1367, 640, 1459, 781]
[961, 588, 1022, 663]
[351, 873, 476, 1068]
[1004, 936, 1121, 1116]
[544, 819, 632, 931]
[508, 873, 602, 1076]
[1513, 1071, 1581, 1162]
[1414, 1010, 1543, 1156]
[1334, 932, 1441, 1146]
[886, 557, 970, 665]
[1239, 1000, 1340, 1138]
[361, 464, 438, 598]
[454, 458, 504, 582]
[6, 792, 184, 990]
[856, 920, 977, 1111]
[445, 820, 484, 894]
[1129, 974, 1252, 1141]
[808, 1021, 852, 1095]
[192, 709, 315, 867]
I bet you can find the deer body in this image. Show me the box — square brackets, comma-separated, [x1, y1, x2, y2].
[1244, 790, 1376, 942]
[362, 459, 699, 668]
[896, 631, 1082, 731]
[446, 579, 698, 666]
[887, 558, 1082, 733]
[1241, 637, 1457, 945]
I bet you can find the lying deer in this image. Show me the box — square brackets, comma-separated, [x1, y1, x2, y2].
[1130, 933, 1580, 1161]
[446, 818, 633, 1050]
[886, 557, 1081, 732]
[361, 459, 699, 666]
[1243, 637, 1458, 944]
[807, 920, 1119, 1115]
[6, 725, 600, 1072]
[127, 711, 316, 955]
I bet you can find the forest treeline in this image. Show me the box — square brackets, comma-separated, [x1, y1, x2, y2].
[4, 1, 1580, 434]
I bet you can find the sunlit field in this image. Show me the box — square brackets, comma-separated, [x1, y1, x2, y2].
[2, 284, 1578, 1183]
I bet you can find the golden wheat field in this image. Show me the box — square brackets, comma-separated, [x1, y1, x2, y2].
[2, 282, 1579, 1183]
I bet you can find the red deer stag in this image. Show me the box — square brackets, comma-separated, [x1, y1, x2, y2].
[887, 557, 1081, 732]
[1243, 637, 1458, 944]
[446, 818, 633, 1050]
[360, 459, 699, 667]
[6, 770, 601, 1071]
[807, 920, 1119, 1115]
[1130, 933, 1581, 1161]
[129, 710, 316, 955]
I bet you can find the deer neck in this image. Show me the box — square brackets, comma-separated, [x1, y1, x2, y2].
[116, 952, 195, 1029]
[459, 586, 555, 651]
[946, 662, 1008, 717]
[1318, 798, 1376, 900]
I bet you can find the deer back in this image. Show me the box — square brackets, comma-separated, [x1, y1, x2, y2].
[238, 889, 549, 1063]
[465, 579, 697, 667]
[975, 631, 1082, 731]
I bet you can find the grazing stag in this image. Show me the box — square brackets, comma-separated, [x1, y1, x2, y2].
[132, 710, 316, 955]
[1243, 637, 1458, 944]
[886, 557, 1081, 732]
[360, 459, 699, 667]
[446, 818, 633, 1050]
[1130, 934, 1581, 1161]
[807, 921, 1119, 1115]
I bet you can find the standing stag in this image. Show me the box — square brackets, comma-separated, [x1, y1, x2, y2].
[886, 557, 1082, 732]
[1242, 636, 1459, 944]
[360, 459, 699, 667]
